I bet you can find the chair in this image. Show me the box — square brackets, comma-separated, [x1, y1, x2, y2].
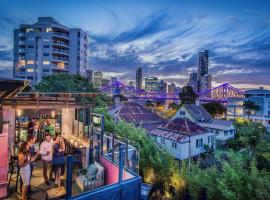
[75, 161, 105, 193]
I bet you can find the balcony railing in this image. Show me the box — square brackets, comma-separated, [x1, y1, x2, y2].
[53, 57, 69, 62]
[52, 32, 69, 38]
[53, 41, 69, 47]
[53, 48, 69, 55]
[19, 41, 25, 45]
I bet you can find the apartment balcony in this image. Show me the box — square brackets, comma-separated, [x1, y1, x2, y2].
[18, 41, 25, 46]
[52, 32, 69, 39]
[18, 48, 25, 53]
[52, 48, 69, 56]
[18, 32, 25, 38]
[52, 56, 69, 63]
[53, 40, 69, 48]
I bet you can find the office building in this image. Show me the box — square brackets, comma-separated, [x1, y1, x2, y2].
[145, 77, 159, 92]
[136, 68, 142, 90]
[93, 71, 103, 88]
[13, 17, 88, 85]
[198, 50, 208, 77]
[111, 77, 117, 83]
[158, 80, 167, 93]
[85, 69, 93, 83]
[188, 72, 198, 92]
[189, 50, 211, 93]
[168, 83, 176, 94]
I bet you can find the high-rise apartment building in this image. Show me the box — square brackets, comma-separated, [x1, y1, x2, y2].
[93, 71, 103, 88]
[145, 77, 159, 92]
[188, 50, 211, 93]
[198, 50, 208, 77]
[136, 68, 142, 90]
[13, 17, 89, 85]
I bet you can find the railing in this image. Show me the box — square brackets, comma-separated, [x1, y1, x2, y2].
[53, 57, 69, 62]
[53, 48, 69, 54]
[52, 32, 69, 38]
[66, 146, 141, 200]
[53, 41, 69, 47]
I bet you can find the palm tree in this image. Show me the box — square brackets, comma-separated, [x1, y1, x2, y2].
[243, 100, 260, 120]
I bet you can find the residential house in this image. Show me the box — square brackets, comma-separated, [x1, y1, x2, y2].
[173, 104, 236, 141]
[149, 118, 214, 160]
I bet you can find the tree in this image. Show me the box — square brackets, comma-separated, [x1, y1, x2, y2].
[35, 73, 95, 93]
[243, 100, 260, 120]
[179, 86, 198, 104]
[203, 102, 226, 118]
[238, 122, 267, 160]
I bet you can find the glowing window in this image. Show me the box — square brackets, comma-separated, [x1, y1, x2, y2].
[26, 28, 33, 32]
[58, 62, 65, 69]
[27, 60, 34, 65]
[46, 28, 52, 32]
[43, 61, 50, 65]
[18, 60, 25, 67]
[27, 68, 34, 72]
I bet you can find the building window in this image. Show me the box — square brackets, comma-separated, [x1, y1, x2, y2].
[224, 131, 228, 136]
[43, 61, 50, 65]
[172, 142, 177, 149]
[58, 62, 65, 69]
[27, 45, 34, 49]
[161, 138, 165, 144]
[43, 53, 49, 57]
[230, 130, 234, 135]
[26, 28, 33, 32]
[27, 68, 34, 72]
[196, 138, 203, 148]
[27, 76, 33, 80]
[18, 60, 25, 67]
[45, 27, 52, 32]
[43, 45, 50, 48]
[180, 111, 185, 115]
[215, 130, 219, 136]
[27, 60, 34, 65]
[43, 69, 49, 73]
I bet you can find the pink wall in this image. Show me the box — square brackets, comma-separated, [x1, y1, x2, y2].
[100, 156, 134, 185]
[0, 124, 9, 198]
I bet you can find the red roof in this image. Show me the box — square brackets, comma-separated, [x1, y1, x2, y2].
[150, 118, 207, 142]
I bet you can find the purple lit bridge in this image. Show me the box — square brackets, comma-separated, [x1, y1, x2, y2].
[100, 81, 244, 102]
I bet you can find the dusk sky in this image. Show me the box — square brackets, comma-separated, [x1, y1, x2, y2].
[0, 0, 270, 89]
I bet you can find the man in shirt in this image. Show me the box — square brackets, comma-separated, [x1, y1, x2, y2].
[40, 132, 53, 185]
[45, 119, 55, 139]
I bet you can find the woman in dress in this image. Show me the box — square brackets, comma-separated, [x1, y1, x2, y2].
[52, 135, 65, 188]
[18, 142, 36, 200]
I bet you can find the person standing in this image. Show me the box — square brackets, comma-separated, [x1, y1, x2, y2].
[52, 136, 65, 188]
[27, 135, 37, 191]
[40, 132, 53, 185]
[45, 119, 55, 139]
[18, 142, 36, 200]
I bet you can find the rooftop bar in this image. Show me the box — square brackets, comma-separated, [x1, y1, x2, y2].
[0, 78, 142, 200]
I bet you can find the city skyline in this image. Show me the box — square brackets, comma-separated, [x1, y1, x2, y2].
[0, 0, 270, 89]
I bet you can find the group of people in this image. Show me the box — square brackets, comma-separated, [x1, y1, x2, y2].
[18, 131, 65, 200]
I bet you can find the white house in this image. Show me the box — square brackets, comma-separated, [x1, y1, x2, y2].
[172, 104, 236, 141]
[149, 118, 214, 160]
